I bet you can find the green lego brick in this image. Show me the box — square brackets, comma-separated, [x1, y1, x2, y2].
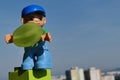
[9, 67, 51, 80]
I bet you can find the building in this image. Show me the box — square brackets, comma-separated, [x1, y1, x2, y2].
[65, 66, 120, 80]
[84, 67, 102, 80]
[105, 71, 120, 80]
[102, 75, 115, 80]
[65, 67, 85, 80]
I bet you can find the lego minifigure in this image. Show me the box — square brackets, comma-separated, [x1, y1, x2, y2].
[5, 4, 52, 70]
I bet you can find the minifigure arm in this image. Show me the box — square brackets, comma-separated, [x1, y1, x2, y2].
[5, 34, 13, 44]
[45, 32, 52, 42]
[41, 32, 52, 42]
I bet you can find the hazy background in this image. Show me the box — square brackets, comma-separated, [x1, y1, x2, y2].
[1, 0, 120, 80]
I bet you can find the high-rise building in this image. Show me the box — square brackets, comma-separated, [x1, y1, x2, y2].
[84, 67, 102, 80]
[79, 68, 85, 80]
[65, 67, 85, 80]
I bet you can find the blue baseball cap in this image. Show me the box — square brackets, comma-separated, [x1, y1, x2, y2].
[21, 4, 46, 17]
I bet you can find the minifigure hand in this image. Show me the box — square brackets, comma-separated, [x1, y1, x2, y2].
[45, 32, 52, 42]
[5, 34, 13, 44]
[41, 32, 52, 42]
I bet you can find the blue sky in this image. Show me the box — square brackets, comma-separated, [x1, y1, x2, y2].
[1, 0, 120, 80]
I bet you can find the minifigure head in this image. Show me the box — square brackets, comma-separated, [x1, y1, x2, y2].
[21, 5, 46, 27]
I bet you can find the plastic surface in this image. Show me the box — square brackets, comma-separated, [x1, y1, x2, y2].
[9, 67, 51, 80]
[22, 4, 46, 17]
[22, 41, 52, 70]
